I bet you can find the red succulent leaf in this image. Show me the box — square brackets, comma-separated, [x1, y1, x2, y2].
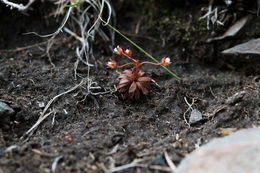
[117, 83, 128, 89]
[118, 70, 132, 79]
[137, 77, 151, 82]
[136, 81, 149, 95]
[117, 86, 129, 93]
[129, 81, 137, 93]
[129, 87, 140, 100]
[134, 88, 140, 99]
[118, 79, 131, 85]
[138, 70, 145, 77]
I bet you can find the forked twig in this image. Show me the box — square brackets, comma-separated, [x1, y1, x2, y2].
[183, 97, 195, 127]
[25, 79, 87, 136]
[25, 110, 55, 136]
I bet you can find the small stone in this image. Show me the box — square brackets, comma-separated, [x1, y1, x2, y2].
[37, 101, 45, 108]
[0, 101, 15, 117]
[0, 101, 15, 130]
[151, 155, 167, 165]
[189, 109, 203, 124]
[225, 91, 246, 105]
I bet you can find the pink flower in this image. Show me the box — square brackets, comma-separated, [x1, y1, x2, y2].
[124, 49, 133, 57]
[113, 46, 123, 55]
[107, 59, 118, 69]
[160, 57, 171, 66]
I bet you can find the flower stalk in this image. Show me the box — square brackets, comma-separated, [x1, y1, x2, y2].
[107, 46, 172, 99]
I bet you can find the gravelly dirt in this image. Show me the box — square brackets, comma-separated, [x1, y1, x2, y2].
[0, 1, 259, 173]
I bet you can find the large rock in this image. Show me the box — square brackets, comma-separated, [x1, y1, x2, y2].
[176, 128, 260, 173]
[222, 38, 260, 56]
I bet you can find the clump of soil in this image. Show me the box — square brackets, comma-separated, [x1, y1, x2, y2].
[0, 1, 259, 173]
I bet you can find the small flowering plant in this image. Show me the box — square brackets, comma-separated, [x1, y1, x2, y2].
[107, 46, 171, 99]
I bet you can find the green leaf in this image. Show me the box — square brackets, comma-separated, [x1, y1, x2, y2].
[66, 0, 80, 7]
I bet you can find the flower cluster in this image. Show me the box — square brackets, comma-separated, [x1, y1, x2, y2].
[107, 46, 171, 99]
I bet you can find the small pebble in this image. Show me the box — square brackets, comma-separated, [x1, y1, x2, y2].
[0, 101, 15, 130]
[189, 109, 202, 124]
[225, 91, 246, 105]
[0, 101, 15, 117]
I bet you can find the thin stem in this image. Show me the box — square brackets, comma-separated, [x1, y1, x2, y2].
[140, 61, 161, 66]
[99, 17, 181, 80]
[117, 62, 134, 68]
[122, 52, 137, 62]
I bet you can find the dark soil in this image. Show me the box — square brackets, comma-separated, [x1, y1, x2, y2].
[0, 1, 259, 173]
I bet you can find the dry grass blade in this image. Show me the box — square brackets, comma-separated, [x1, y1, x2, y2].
[164, 151, 176, 172]
[25, 111, 55, 136]
[106, 162, 172, 173]
[207, 15, 252, 43]
[51, 156, 63, 173]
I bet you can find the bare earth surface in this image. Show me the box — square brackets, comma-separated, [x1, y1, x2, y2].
[0, 1, 259, 173]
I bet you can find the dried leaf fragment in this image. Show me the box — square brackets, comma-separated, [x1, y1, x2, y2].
[207, 15, 252, 43]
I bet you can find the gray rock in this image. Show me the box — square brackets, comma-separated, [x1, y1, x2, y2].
[0, 101, 15, 117]
[0, 101, 15, 130]
[176, 128, 260, 173]
[189, 109, 203, 124]
[225, 91, 246, 105]
[222, 38, 260, 56]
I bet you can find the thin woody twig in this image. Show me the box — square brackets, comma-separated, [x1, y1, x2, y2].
[106, 163, 172, 173]
[164, 151, 176, 172]
[1, 0, 35, 11]
[25, 79, 87, 136]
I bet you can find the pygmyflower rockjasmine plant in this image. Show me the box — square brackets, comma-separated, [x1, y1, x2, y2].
[107, 46, 171, 99]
